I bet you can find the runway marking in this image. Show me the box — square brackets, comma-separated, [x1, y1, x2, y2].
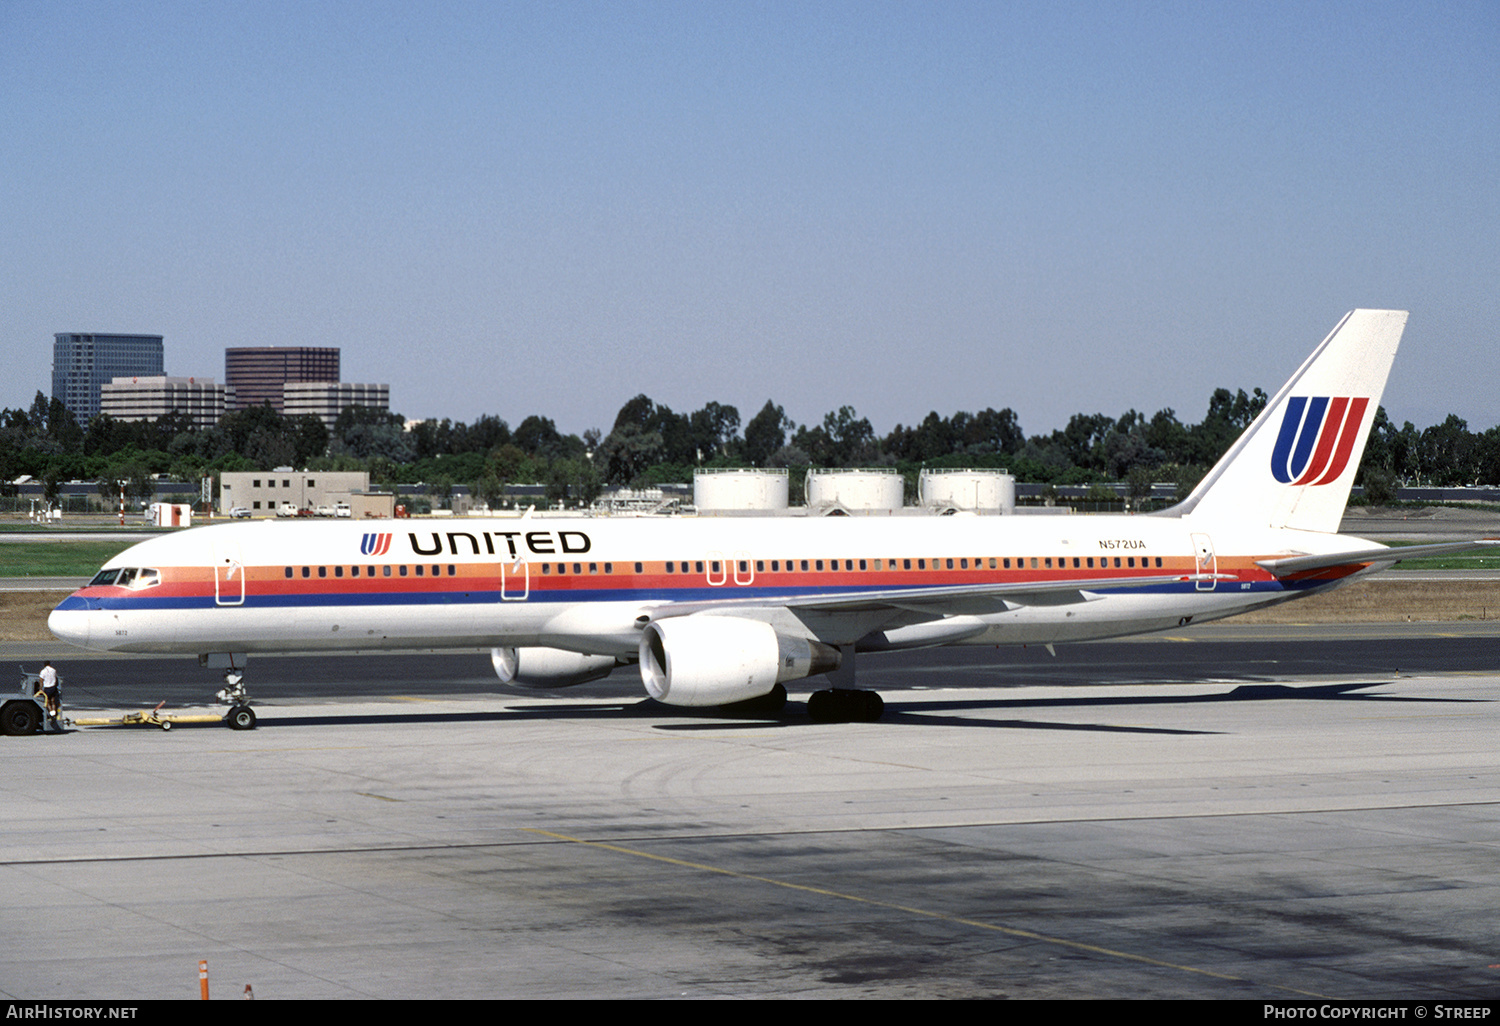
[523, 827, 1328, 998]
[356, 792, 403, 802]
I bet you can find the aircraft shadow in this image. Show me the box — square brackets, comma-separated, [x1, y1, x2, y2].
[69, 680, 1481, 735]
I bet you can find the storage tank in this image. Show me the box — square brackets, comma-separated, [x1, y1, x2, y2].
[693, 469, 789, 513]
[919, 468, 1015, 515]
[805, 468, 904, 514]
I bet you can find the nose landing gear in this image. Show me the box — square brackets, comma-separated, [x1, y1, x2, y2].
[203, 655, 258, 730]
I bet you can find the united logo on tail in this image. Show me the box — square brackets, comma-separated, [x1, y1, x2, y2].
[1269, 396, 1370, 485]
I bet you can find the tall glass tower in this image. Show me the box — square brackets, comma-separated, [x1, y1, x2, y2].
[52, 333, 165, 422]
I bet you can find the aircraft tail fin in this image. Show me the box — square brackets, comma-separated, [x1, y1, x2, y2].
[1168, 309, 1407, 534]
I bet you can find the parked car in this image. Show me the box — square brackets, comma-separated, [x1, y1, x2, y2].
[276, 502, 298, 517]
[334, 503, 351, 518]
[229, 507, 252, 519]
[315, 504, 335, 517]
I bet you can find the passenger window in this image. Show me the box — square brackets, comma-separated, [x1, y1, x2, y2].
[695, 561, 704, 573]
[318, 567, 327, 578]
[335, 566, 344, 578]
[302, 566, 311, 578]
[634, 563, 642, 573]
[284, 567, 293, 579]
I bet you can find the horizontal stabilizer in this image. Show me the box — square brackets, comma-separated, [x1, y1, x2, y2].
[1256, 539, 1499, 577]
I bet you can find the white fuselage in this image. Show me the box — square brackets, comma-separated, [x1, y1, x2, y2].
[47, 512, 1374, 658]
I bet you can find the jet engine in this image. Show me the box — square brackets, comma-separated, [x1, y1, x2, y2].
[491, 646, 619, 688]
[639, 616, 840, 707]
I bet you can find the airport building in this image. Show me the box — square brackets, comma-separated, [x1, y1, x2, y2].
[225, 347, 340, 412]
[52, 333, 165, 422]
[282, 381, 390, 429]
[219, 470, 370, 515]
[98, 376, 235, 430]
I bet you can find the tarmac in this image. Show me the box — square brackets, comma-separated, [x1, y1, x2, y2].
[2, 626, 1499, 1000]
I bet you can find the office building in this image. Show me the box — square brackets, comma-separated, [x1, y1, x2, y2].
[225, 347, 340, 412]
[52, 333, 165, 422]
[283, 382, 390, 429]
[219, 470, 369, 515]
[99, 376, 235, 430]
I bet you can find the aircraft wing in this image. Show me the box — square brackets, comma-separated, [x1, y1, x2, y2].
[1256, 539, 1499, 577]
[643, 572, 1219, 628]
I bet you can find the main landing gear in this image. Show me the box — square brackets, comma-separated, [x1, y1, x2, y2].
[806, 688, 884, 723]
[804, 645, 885, 723]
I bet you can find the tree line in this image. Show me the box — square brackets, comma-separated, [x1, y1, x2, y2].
[3, 386, 1499, 509]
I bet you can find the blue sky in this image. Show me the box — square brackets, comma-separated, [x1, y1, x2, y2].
[4, 1, 1496, 440]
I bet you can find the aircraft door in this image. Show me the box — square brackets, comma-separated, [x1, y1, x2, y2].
[212, 538, 245, 606]
[732, 550, 754, 586]
[705, 551, 727, 586]
[500, 559, 529, 601]
[1191, 533, 1216, 591]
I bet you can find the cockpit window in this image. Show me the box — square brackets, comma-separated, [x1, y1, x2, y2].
[88, 567, 160, 589]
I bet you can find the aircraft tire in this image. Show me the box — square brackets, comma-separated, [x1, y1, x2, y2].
[807, 689, 884, 723]
[226, 705, 257, 731]
[2, 701, 40, 736]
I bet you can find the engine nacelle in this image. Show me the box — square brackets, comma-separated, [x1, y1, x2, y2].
[639, 616, 840, 707]
[491, 646, 619, 688]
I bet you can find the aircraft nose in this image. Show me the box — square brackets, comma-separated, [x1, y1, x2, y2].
[48, 596, 94, 650]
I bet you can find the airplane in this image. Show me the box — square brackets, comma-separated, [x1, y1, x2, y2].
[47, 310, 1497, 728]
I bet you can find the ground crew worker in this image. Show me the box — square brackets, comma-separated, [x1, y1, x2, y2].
[37, 661, 59, 717]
